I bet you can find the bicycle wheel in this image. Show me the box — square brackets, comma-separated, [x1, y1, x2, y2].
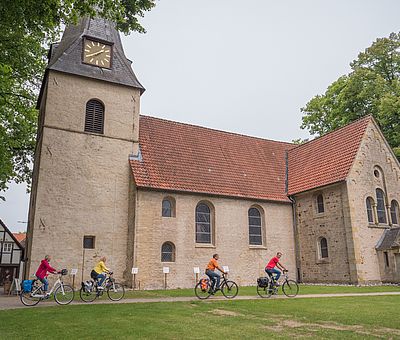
[107, 282, 125, 301]
[256, 284, 274, 298]
[54, 284, 74, 305]
[79, 287, 97, 302]
[221, 280, 239, 298]
[194, 279, 211, 300]
[20, 284, 42, 306]
[282, 280, 299, 297]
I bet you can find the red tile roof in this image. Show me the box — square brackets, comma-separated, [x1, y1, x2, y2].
[287, 116, 372, 195]
[130, 116, 294, 202]
[13, 233, 26, 243]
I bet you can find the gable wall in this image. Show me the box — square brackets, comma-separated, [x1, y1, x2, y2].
[346, 121, 400, 283]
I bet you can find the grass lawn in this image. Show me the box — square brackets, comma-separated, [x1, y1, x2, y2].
[1, 295, 399, 339]
[118, 283, 400, 299]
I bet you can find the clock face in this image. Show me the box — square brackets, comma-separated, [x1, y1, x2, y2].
[83, 39, 112, 68]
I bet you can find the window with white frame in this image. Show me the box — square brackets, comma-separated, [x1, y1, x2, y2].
[2, 243, 12, 253]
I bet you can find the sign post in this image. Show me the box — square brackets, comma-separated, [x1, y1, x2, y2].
[131, 267, 139, 290]
[70, 268, 78, 290]
[193, 266, 200, 283]
[163, 267, 169, 289]
[222, 266, 229, 277]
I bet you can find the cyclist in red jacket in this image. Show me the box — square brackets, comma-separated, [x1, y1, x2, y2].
[35, 255, 58, 295]
[265, 252, 287, 285]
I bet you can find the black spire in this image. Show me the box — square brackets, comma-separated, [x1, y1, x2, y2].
[47, 17, 145, 93]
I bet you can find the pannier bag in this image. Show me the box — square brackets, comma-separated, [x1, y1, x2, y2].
[22, 280, 34, 292]
[81, 280, 93, 292]
[257, 277, 269, 288]
[200, 278, 208, 291]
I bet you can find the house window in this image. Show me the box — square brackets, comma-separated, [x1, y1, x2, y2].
[384, 251, 389, 267]
[316, 194, 324, 213]
[390, 200, 399, 225]
[376, 189, 387, 224]
[161, 242, 175, 262]
[366, 197, 375, 224]
[248, 207, 262, 245]
[2, 243, 12, 253]
[162, 197, 175, 217]
[319, 237, 328, 258]
[195, 203, 212, 244]
[85, 99, 104, 134]
[83, 236, 95, 249]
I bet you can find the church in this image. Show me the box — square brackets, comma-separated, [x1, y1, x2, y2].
[25, 17, 400, 289]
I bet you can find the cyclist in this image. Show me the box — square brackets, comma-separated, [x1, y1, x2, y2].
[91, 256, 111, 289]
[205, 254, 226, 293]
[35, 255, 58, 296]
[265, 252, 287, 285]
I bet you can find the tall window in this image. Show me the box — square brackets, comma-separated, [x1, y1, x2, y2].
[376, 189, 387, 224]
[319, 237, 328, 258]
[161, 242, 175, 262]
[248, 207, 262, 245]
[195, 203, 212, 243]
[391, 200, 399, 225]
[316, 194, 324, 213]
[384, 252, 389, 267]
[366, 197, 375, 224]
[85, 99, 104, 134]
[162, 198, 172, 217]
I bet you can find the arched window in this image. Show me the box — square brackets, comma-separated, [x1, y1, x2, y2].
[316, 194, 324, 213]
[162, 197, 175, 217]
[85, 99, 104, 134]
[376, 189, 387, 224]
[391, 200, 399, 225]
[248, 207, 262, 245]
[366, 197, 375, 224]
[161, 242, 175, 262]
[195, 203, 212, 244]
[319, 237, 328, 258]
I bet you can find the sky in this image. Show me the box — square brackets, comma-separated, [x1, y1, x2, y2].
[1, 0, 400, 232]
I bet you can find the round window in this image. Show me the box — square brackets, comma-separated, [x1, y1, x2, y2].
[374, 169, 380, 178]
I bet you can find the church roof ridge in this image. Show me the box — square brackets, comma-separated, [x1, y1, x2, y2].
[139, 114, 295, 147]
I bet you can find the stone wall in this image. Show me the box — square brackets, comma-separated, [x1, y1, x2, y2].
[26, 71, 141, 284]
[294, 183, 355, 283]
[346, 121, 400, 283]
[132, 190, 296, 289]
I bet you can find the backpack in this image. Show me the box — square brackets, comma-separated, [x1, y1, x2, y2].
[22, 280, 34, 292]
[257, 277, 269, 288]
[200, 278, 208, 291]
[81, 280, 93, 292]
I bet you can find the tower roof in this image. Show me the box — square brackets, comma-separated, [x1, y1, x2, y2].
[46, 17, 145, 92]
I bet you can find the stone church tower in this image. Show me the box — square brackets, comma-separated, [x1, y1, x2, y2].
[25, 17, 144, 281]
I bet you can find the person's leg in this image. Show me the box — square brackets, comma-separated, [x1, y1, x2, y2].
[271, 268, 281, 281]
[206, 270, 217, 290]
[97, 274, 106, 286]
[39, 277, 49, 292]
[214, 273, 221, 289]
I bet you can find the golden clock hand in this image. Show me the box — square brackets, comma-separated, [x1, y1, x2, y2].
[86, 50, 105, 58]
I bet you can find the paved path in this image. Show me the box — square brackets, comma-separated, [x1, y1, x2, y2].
[1, 292, 400, 311]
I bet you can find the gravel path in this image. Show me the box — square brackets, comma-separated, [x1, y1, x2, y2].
[1, 291, 400, 311]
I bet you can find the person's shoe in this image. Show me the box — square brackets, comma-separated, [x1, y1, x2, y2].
[208, 289, 214, 295]
[97, 286, 104, 290]
[214, 287, 220, 292]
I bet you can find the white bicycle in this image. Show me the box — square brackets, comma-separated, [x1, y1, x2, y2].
[20, 269, 75, 306]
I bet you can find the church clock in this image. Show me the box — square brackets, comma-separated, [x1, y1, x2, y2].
[83, 38, 112, 68]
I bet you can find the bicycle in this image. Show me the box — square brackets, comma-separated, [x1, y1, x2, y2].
[20, 269, 74, 306]
[194, 273, 239, 299]
[256, 270, 299, 298]
[79, 272, 125, 302]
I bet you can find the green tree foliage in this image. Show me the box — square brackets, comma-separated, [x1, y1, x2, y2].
[0, 0, 155, 193]
[301, 32, 400, 159]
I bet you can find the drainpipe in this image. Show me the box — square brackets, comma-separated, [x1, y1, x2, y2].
[285, 151, 301, 282]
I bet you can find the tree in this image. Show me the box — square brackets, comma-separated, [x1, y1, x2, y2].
[0, 0, 156, 193]
[301, 32, 400, 159]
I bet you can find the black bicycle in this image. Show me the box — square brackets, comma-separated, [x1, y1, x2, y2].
[256, 270, 299, 298]
[79, 272, 125, 302]
[195, 273, 239, 299]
